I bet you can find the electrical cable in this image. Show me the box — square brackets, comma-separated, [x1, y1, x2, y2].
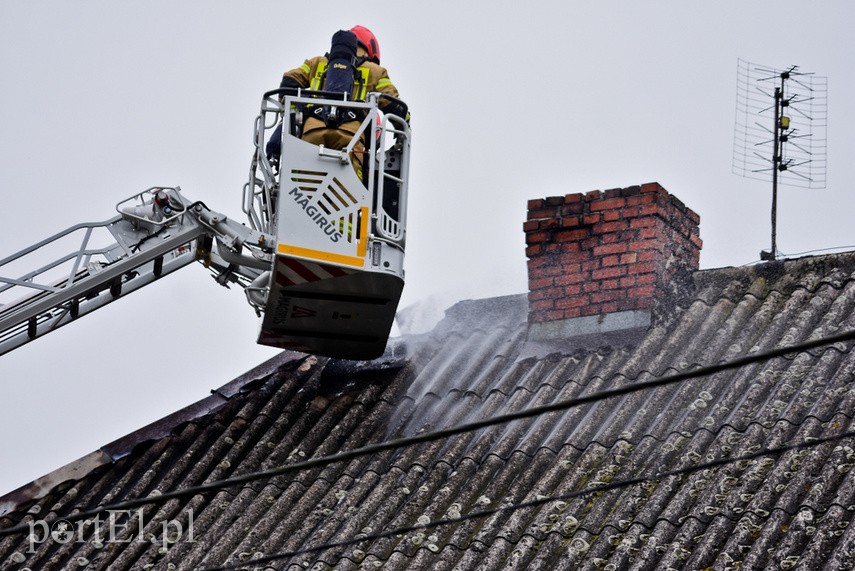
[129, 225, 168, 254]
[740, 245, 855, 267]
[779, 245, 855, 259]
[2, 327, 855, 540]
[195, 427, 855, 571]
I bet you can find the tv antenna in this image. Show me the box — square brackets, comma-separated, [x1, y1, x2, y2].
[733, 58, 827, 260]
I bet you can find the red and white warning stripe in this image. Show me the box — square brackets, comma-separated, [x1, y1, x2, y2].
[257, 330, 312, 350]
[274, 257, 353, 288]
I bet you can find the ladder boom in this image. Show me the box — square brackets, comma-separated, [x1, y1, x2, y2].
[0, 187, 270, 356]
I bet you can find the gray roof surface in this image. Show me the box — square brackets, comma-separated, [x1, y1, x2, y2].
[3, 253, 855, 570]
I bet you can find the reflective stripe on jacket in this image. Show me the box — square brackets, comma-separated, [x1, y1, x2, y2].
[283, 55, 399, 101]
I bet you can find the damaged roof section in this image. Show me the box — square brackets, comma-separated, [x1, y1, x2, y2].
[2, 253, 855, 569]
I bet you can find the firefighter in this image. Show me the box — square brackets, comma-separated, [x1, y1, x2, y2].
[266, 26, 407, 181]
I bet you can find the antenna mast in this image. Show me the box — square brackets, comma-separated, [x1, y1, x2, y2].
[769, 68, 788, 261]
[733, 59, 828, 261]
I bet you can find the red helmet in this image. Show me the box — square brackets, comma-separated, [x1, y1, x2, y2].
[351, 25, 380, 63]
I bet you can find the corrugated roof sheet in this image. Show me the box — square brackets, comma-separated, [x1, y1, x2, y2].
[3, 253, 855, 569]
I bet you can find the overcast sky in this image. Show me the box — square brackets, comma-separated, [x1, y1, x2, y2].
[0, 1, 852, 495]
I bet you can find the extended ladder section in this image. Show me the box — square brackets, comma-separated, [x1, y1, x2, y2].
[0, 187, 272, 357]
[243, 89, 411, 359]
[0, 188, 204, 356]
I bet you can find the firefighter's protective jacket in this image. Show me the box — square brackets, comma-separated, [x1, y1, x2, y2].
[273, 52, 405, 179]
[281, 55, 399, 103]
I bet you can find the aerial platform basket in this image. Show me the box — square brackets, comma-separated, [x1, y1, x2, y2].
[243, 88, 411, 359]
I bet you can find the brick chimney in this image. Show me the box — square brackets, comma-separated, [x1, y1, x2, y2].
[524, 183, 701, 344]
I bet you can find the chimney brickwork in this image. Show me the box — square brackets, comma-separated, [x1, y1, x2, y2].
[524, 183, 701, 334]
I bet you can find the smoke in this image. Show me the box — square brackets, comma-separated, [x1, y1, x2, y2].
[385, 292, 529, 441]
[394, 291, 471, 337]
